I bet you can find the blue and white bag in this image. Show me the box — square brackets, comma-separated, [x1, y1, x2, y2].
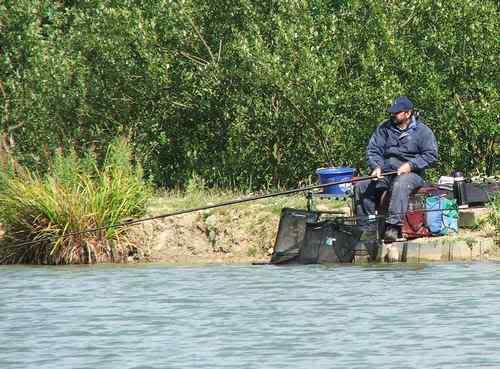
[425, 196, 458, 236]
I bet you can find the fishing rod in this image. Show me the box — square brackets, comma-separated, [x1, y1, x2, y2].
[11, 171, 398, 247]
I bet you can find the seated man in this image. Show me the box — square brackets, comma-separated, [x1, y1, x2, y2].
[355, 96, 438, 242]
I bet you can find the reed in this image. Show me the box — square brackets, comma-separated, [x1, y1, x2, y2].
[0, 138, 152, 264]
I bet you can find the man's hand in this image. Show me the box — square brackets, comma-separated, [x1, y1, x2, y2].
[398, 162, 412, 175]
[371, 167, 383, 180]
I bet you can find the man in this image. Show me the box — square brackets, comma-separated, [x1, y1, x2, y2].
[355, 96, 438, 242]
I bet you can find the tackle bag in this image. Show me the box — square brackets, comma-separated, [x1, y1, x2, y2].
[425, 196, 458, 236]
[401, 188, 436, 239]
[462, 182, 492, 206]
[402, 209, 431, 239]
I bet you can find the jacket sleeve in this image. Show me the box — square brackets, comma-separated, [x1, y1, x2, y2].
[408, 126, 438, 171]
[366, 124, 386, 170]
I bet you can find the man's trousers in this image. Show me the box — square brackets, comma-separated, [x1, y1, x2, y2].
[354, 173, 424, 225]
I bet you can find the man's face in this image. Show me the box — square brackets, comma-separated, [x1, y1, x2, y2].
[391, 110, 411, 125]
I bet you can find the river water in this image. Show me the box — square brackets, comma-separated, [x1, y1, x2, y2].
[1, 262, 499, 369]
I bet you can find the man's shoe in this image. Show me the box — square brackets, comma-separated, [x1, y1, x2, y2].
[384, 225, 400, 243]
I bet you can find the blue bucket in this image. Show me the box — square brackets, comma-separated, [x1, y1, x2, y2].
[316, 167, 355, 195]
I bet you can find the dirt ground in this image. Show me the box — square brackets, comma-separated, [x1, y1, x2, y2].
[130, 192, 356, 265]
[134, 206, 281, 265]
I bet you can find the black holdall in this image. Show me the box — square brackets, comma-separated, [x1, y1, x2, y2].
[451, 172, 498, 207]
[462, 182, 493, 206]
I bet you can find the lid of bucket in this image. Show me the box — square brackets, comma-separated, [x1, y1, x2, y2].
[316, 167, 355, 175]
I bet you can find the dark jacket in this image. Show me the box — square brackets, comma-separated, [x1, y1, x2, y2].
[367, 116, 438, 174]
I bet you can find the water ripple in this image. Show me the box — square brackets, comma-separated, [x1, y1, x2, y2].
[1, 262, 500, 369]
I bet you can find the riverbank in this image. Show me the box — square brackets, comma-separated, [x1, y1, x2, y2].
[134, 190, 347, 265]
[132, 190, 499, 265]
[1, 186, 497, 265]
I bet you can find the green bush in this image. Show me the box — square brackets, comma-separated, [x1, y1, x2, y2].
[1, 0, 498, 189]
[0, 138, 152, 264]
[486, 193, 500, 238]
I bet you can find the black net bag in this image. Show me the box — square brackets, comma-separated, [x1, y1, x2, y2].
[270, 208, 319, 264]
[271, 209, 384, 265]
[297, 215, 383, 264]
[298, 221, 338, 264]
[333, 216, 384, 262]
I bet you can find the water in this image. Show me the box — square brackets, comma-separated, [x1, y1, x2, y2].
[1, 262, 500, 369]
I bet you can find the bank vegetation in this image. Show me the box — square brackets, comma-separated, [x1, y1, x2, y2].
[1, 0, 498, 189]
[0, 138, 152, 264]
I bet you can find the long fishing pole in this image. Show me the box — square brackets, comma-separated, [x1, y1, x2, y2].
[12, 171, 398, 247]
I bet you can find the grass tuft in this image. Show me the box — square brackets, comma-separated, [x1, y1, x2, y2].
[0, 138, 152, 264]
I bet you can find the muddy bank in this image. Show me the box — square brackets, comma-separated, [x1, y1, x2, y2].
[134, 206, 281, 265]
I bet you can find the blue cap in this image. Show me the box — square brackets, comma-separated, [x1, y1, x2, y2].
[387, 96, 414, 113]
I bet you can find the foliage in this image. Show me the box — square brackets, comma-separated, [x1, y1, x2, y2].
[0, 138, 152, 264]
[486, 193, 500, 237]
[0, 0, 498, 189]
